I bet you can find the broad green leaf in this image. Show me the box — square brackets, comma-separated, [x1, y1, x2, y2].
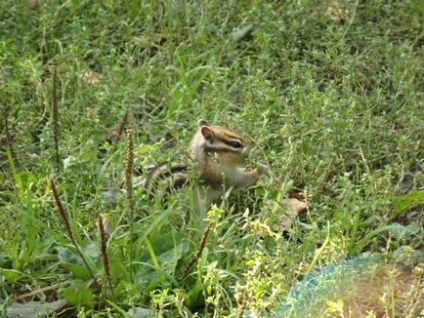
[1, 269, 21, 283]
[61, 280, 95, 306]
[393, 191, 424, 214]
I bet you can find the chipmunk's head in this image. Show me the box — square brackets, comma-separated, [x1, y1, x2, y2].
[197, 119, 248, 154]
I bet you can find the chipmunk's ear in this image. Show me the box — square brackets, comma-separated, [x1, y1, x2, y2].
[200, 126, 214, 140]
[198, 119, 209, 127]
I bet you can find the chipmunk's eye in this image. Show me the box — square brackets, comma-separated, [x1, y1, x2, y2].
[205, 135, 214, 143]
[229, 141, 243, 149]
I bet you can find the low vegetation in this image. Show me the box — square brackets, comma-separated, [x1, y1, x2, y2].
[1, 1, 423, 317]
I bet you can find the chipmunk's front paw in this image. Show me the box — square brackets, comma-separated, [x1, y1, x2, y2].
[257, 163, 271, 176]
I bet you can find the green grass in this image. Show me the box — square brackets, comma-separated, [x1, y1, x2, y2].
[1, 0, 423, 317]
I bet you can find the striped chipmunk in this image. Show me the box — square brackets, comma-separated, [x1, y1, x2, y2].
[145, 120, 270, 215]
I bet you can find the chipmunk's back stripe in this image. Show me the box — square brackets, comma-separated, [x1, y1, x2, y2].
[144, 162, 188, 195]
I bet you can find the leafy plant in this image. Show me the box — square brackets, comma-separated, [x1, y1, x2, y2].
[1, 0, 423, 316]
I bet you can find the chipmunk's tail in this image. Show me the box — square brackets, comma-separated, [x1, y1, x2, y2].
[144, 162, 190, 200]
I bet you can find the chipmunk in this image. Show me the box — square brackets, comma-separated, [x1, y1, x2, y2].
[145, 120, 270, 214]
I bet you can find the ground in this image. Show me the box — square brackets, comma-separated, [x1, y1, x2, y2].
[0, 1, 423, 317]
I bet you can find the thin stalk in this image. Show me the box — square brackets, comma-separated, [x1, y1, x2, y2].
[50, 177, 96, 281]
[51, 66, 60, 167]
[125, 129, 135, 280]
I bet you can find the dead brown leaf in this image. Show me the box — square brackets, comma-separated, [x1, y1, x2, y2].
[265, 197, 308, 232]
[81, 71, 100, 85]
[327, 1, 347, 24]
